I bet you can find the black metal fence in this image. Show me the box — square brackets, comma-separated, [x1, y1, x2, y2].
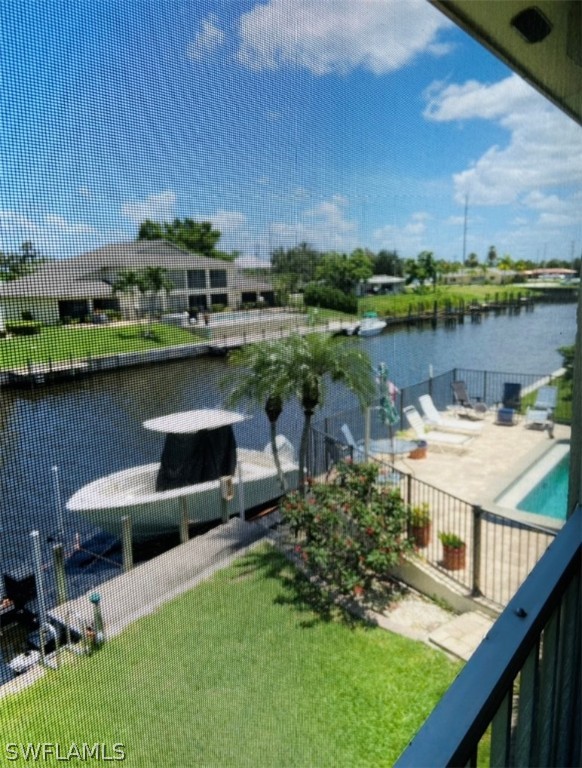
[315, 367, 569, 445]
[310, 391, 558, 608]
[396, 505, 581, 768]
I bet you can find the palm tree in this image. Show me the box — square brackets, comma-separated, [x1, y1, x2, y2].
[140, 266, 173, 337]
[224, 340, 295, 492]
[282, 333, 375, 493]
[225, 333, 375, 496]
[112, 267, 173, 337]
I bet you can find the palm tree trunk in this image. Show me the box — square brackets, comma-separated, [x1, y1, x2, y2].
[270, 421, 287, 494]
[298, 408, 314, 495]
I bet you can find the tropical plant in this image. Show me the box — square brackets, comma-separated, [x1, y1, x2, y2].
[409, 502, 431, 527]
[224, 340, 296, 492]
[281, 461, 412, 597]
[225, 332, 375, 496]
[438, 532, 465, 549]
[112, 267, 173, 337]
[278, 333, 375, 493]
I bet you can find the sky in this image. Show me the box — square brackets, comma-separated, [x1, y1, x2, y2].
[1, 0, 581, 266]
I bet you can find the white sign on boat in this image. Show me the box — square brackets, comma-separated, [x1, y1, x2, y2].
[143, 409, 248, 434]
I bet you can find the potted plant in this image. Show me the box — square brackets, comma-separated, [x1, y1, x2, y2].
[409, 502, 431, 548]
[439, 531, 466, 570]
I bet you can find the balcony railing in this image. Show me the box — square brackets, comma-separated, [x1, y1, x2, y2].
[395, 504, 581, 767]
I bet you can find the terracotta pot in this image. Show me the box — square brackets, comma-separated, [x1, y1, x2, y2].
[442, 543, 466, 571]
[410, 523, 431, 548]
[409, 441, 428, 459]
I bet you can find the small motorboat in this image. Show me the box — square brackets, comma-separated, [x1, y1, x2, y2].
[66, 409, 298, 540]
[357, 311, 387, 337]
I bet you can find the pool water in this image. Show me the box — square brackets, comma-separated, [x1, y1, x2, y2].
[495, 442, 570, 522]
[517, 455, 569, 520]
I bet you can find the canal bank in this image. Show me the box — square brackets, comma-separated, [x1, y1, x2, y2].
[0, 303, 575, 676]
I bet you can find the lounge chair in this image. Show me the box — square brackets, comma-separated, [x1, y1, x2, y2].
[451, 381, 487, 420]
[340, 424, 365, 462]
[496, 382, 522, 426]
[418, 394, 483, 435]
[403, 406, 473, 452]
[525, 386, 557, 433]
[501, 382, 522, 410]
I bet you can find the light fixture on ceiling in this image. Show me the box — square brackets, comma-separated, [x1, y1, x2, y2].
[511, 6, 553, 43]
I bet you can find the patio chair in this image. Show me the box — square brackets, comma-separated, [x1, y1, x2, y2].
[525, 385, 557, 434]
[418, 394, 483, 435]
[501, 382, 522, 410]
[451, 381, 487, 420]
[496, 382, 522, 426]
[403, 406, 473, 453]
[340, 424, 366, 462]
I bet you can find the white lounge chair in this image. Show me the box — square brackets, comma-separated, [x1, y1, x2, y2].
[418, 394, 483, 435]
[340, 424, 388, 461]
[340, 424, 366, 462]
[403, 406, 473, 453]
[525, 386, 557, 432]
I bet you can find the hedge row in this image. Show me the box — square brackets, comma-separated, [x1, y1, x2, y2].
[303, 283, 358, 314]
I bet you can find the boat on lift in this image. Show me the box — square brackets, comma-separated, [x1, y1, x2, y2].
[357, 311, 387, 337]
[66, 409, 298, 540]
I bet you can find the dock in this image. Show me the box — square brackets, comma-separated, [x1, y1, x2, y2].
[48, 517, 269, 640]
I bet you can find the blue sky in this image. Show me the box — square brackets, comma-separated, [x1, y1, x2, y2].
[1, 0, 580, 265]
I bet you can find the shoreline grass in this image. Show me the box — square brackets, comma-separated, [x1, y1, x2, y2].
[2, 546, 460, 766]
[0, 323, 203, 369]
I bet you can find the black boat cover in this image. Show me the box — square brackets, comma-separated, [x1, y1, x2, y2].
[155, 425, 237, 492]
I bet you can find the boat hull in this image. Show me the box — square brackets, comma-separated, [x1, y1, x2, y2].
[66, 448, 298, 540]
[358, 320, 387, 337]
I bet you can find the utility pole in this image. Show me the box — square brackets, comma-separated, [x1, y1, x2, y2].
[462, 193, 469, 266]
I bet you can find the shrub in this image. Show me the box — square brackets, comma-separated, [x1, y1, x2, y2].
[211, 304, 226, 313]
[6, 321, 41, 336]
[281, 461, 412, 597]
[409, 502, 430, 526]
[303, 283, 358, 314]
[438, 532, 465, 549]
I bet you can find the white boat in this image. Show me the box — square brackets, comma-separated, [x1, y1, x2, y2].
[66, 409, 298, 540]
[357, 312, 387, 337]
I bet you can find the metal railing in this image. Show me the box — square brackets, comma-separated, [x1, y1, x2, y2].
[310, 420, 557, 608]
[396, 504, 581, 767]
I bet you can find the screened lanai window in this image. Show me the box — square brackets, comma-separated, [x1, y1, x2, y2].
[0, 1, 578, 764]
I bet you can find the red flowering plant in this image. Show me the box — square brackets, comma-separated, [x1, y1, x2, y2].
[280, 461, 412, 599]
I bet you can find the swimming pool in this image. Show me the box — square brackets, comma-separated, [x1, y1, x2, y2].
[495, 442, 570, 522]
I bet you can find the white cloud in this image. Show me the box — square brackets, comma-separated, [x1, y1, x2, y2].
[373, 211, 431, 254]
[0, 209, 127, 257]
[238, 0, 452, 75]
[187, 14, 225, 60]
[424, 74, 582, 208]
[210, 209, 246, 232]
[269, 194, 358, 251]
[44, 214, 96, 235]
[121, 190, 177, 225]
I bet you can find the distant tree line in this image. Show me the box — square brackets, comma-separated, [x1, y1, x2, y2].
[270, 241, 580, 306]
[0, 241, 44, 281]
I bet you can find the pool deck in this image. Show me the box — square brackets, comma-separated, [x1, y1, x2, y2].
[391, 410, 571, 511]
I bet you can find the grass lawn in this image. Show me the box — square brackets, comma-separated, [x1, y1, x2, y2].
[0, 323, 202, 369]
[2, 546, 460, 766]
[359, 284, 536, 318]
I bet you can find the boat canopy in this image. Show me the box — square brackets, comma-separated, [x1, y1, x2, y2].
[143, 409, 247, 434]
[156, 425, 238, 492]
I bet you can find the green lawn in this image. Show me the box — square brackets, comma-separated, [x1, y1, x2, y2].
[0, 323, 202, 369]
[2, 547, 460, 767]
[359, 284, 535, 318]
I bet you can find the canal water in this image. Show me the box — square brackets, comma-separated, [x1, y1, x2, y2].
[0, 303, 576, 610]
